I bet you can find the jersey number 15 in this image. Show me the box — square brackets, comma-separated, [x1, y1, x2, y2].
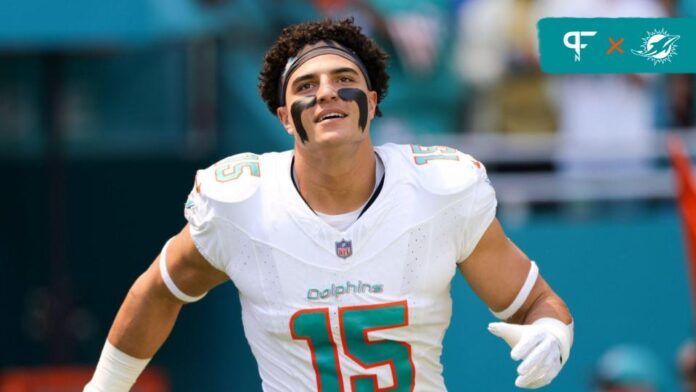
[290, 301, 415, 392]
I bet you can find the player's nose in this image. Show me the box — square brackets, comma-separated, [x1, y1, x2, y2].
[316, 76, 338, 103]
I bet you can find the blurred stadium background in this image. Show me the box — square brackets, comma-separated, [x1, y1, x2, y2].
[2, 0, 696, 391]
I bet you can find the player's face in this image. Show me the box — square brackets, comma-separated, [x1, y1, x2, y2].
[279, 53, 377, 147]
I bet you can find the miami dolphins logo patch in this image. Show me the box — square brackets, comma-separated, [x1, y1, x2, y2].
[631, 28, 680, 65]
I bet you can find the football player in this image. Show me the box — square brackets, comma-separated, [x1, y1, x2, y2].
[85, 18, 573, 391]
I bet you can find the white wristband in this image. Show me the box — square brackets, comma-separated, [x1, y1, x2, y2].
[533, 317, 574, 364]
[84, 341, 151, 392]
[491, 261, 539, 320]
[159, 238, 207, 303]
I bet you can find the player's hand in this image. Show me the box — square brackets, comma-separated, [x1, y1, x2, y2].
[488, 321, 564, 389]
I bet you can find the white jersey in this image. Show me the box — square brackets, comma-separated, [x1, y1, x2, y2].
[184, 143, 497, 392]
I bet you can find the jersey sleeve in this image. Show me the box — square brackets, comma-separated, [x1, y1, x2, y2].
[455, 161, 497, 263]
[184, 170, 227, 272]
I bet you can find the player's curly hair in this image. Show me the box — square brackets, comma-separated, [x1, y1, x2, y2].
[258, 18, 389, 117]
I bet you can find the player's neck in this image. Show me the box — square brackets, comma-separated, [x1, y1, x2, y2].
[293, 141, 377, 215]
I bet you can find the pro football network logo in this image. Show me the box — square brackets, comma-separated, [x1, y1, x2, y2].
[631, 28, 680, 65]
[563, 31, 597, 62]
[335, 239, 352, 259]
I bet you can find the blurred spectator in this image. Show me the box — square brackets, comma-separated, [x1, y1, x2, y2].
[667, 73, 694, 128]
[593, 344, 668, 392]
[456, 0, 557, 134]
[678, 339, 696, 392]
[314, 0, 464, 140]
[542, 0, 666, 177]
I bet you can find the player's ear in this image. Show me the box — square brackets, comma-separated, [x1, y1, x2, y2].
[368, 90, 378, 120]
[277, 106, 294, 136]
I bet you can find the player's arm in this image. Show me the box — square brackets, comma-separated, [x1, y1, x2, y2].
[459, 218, 571, 325]
[458, 218, 573, 389]
[84, 225, 228, 392]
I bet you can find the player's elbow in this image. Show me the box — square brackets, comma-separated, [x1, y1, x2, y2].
[128, 269, 186, 309]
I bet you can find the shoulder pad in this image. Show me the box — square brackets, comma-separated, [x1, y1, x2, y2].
[195, 153, 263, 203]
[392, 144, 487, 196]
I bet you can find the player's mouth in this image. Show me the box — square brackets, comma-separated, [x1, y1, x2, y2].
[314, 110, 348, 123]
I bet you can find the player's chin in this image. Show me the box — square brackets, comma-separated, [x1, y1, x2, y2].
[310, 124, 361, 146]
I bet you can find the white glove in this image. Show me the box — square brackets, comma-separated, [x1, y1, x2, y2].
[488, 318, 573, 389]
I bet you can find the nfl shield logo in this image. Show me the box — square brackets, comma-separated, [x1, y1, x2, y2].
[335, 239, 352, 259]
